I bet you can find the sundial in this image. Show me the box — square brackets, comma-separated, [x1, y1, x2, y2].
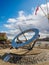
[3, 28, 39, 62]
[11, 28, 39, 49]
[3, 0, 49, 62]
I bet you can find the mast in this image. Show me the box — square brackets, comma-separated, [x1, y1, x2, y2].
[46, 0, 49, 21]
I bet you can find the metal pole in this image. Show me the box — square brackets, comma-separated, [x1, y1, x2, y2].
[45, 0, 49, 22]
[18, 25, 27, 41]
[46, 0, 48, 15]
[40, 6, 47, 17]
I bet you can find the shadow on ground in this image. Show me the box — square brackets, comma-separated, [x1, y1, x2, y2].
[0, 53, 22, 63]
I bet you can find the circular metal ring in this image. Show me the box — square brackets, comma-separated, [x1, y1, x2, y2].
[11, 28, 39, 48]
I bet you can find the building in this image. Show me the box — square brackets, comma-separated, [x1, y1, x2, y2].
[0, 33, 7, 41]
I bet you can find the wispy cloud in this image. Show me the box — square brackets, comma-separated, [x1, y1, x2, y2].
[3, 3, 49, 39]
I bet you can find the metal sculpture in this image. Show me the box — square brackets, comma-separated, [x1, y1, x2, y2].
[2, 0, 49, 63]
[11, 28, 39, 49]
[3, 28, 39, 62]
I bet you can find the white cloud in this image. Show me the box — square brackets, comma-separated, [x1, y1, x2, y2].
[18, 10, 25, 16]
[3, 3, 49, 39]
[4, 23, 15, 29]
[17, 11, 26, 21]
[7, 18, 17, 23]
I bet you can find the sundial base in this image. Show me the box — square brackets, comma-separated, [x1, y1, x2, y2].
[2, 48, 42, 62]
[2, 53, 22, 62]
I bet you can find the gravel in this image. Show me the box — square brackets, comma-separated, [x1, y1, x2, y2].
[1, 50, 49, 65]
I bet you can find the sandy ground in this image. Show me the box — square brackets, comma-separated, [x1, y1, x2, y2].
[0, 48, 49, 65]
[0, 48, 42, 55]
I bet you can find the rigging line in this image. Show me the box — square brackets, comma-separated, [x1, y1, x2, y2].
[40, 6, 47, 18]
[46, 0, 48, 15]
[36, 2, 47, 18]
[46, 0, 49, 22]
[18, 25, 27, 41]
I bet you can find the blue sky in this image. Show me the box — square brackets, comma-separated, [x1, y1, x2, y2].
[0, 0, 49, 39]
[0, 0, 47, 23]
